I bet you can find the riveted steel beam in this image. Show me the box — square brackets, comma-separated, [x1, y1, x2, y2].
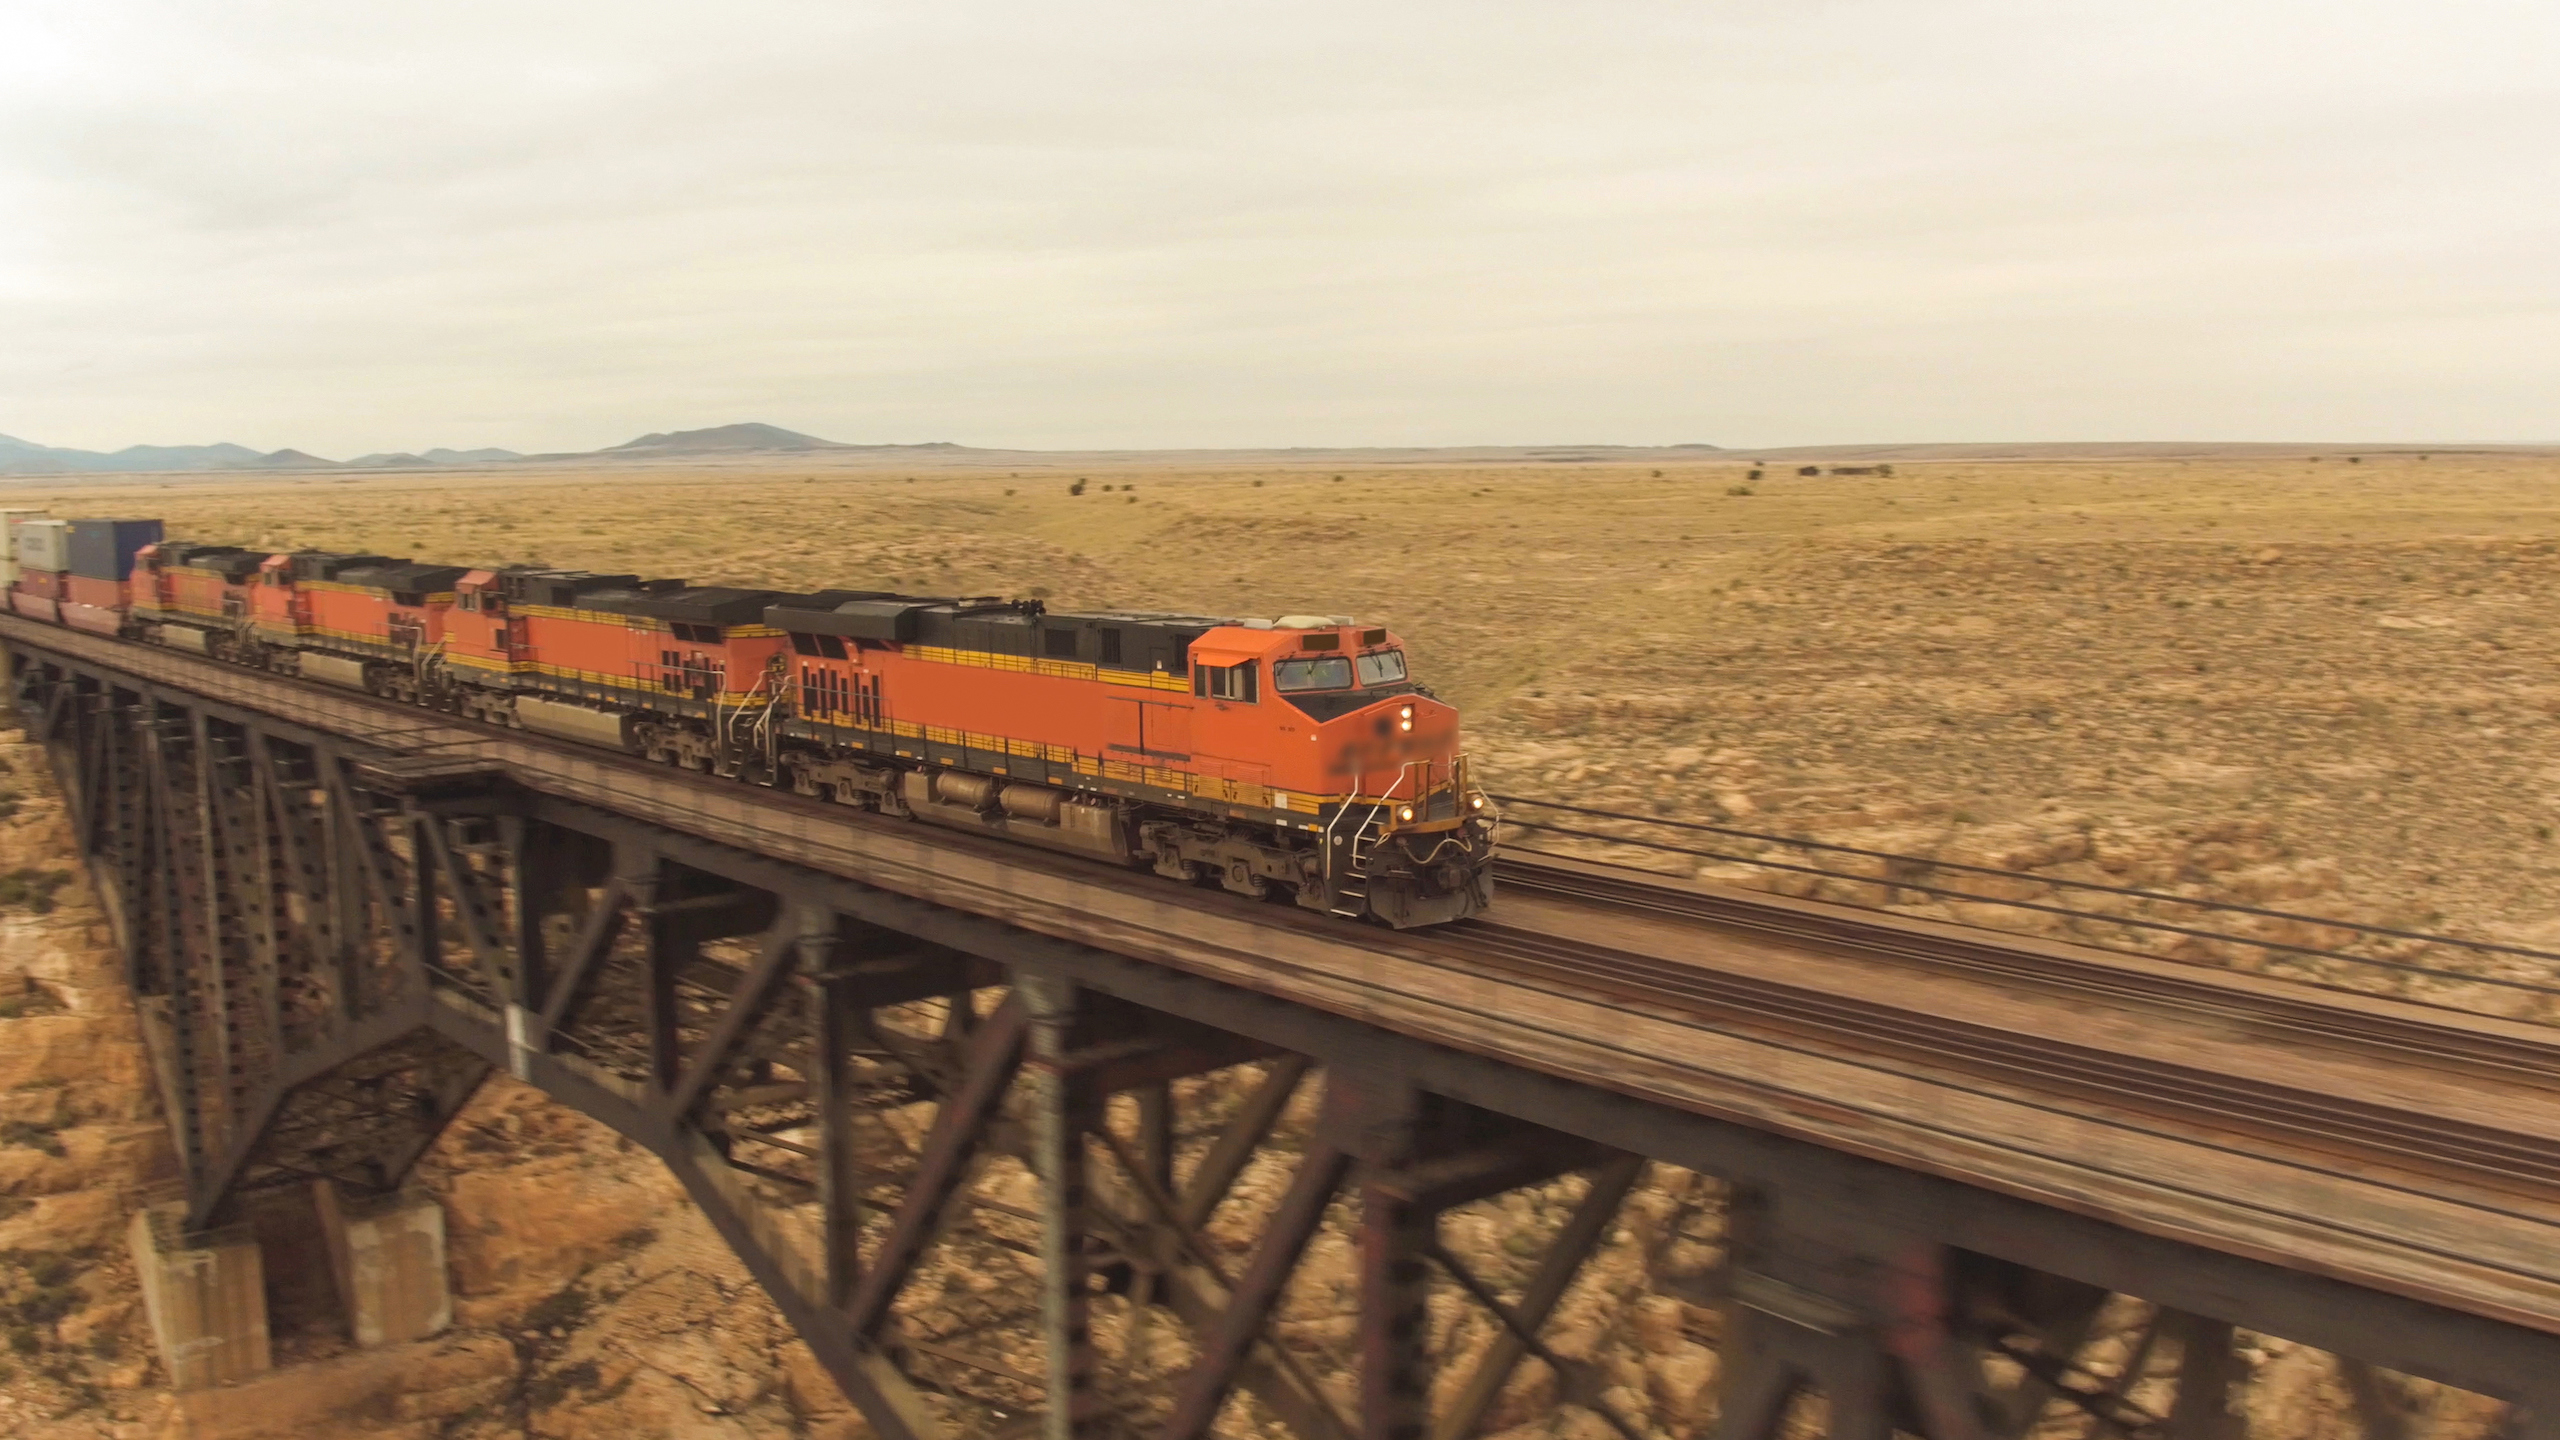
[844, 994, 1030, 1344]
[1433, 1152, 1645, 1440]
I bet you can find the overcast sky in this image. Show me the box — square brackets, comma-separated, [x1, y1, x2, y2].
[3, 1, 2555, 455]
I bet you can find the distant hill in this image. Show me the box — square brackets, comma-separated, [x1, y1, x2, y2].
[0, 434, 274, 474]
[256, 448, 338, 469]
[602, 423, 853, 454]
[0, 433, 540, 476]
[345, 448, 523, 468]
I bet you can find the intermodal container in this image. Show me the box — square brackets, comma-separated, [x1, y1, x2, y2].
[0, 510, 44, 587]
[14, 519, 69, 575]
[63, 573, 128, 610]
[65, 518, 164, 581]
[14, 568, 66, 600]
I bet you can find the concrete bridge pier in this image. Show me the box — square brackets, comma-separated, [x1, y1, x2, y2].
[127, 1185, 452, 1390]
[312, 1181, 453, 1348]
[128, 1205, 272, 1392]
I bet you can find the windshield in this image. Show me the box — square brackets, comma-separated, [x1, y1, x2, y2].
[1274, 655, 1353, 692]
[1355, 649, 1407, 686]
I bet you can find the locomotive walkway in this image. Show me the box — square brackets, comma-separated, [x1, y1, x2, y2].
[7, 609, 2560, 1440]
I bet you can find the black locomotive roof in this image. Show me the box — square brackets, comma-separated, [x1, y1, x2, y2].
[1072, 609, 1242, 628]
[161, 541, 246, 565]
[171, 544, 265, 581]
[765, 592, 1236, 672]
[499, 569, 651, 608]
[336, 561, 469, 593]
[579, 585, 786, 626]
[764, 592, 958, 644]
[287, 550, 395, 582]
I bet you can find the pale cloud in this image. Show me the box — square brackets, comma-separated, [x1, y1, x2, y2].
[2, 0, 2555, 454]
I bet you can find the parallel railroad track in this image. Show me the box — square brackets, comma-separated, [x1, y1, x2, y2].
[1462, 856, 2560, 1203]
[1498, 854, 2560, 1076]
[20, 619, 2560, 1209]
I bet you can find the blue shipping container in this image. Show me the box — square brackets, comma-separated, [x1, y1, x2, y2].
[65, 518, 165, 581]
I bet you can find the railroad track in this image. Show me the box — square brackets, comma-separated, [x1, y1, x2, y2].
[1462, 855, 2560, 1203]
[24, 619, 2560, 1208]
[1497, 852, 2560, 1077]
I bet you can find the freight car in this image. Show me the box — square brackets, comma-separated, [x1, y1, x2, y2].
[11, 525, 1493, 927]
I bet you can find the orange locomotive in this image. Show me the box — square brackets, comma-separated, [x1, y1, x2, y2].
[98, 537, 1494, 927]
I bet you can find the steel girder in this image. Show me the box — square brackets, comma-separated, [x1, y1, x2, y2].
[10, 646, 2558, 1440]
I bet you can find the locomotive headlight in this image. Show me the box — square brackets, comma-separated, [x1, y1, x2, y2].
[1398, 805, 1415, 822]
[1469, 795, 1485, 810]
[1398, 704, 1414, 732]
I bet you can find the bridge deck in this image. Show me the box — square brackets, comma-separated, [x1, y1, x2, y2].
[12, 612, 2558, 1337]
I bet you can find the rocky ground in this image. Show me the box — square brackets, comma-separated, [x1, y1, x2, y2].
[5, 449, 2558, 1436]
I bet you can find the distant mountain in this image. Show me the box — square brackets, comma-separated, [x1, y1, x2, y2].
[256, 449, 338, 469]
[2, 422, 946, 473]
[346, 447, 523, 468]
[0, 434, 277, 474]
[603, 422, 853, 454]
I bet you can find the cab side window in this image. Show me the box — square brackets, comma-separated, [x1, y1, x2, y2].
[1195, 662, 1258, 703]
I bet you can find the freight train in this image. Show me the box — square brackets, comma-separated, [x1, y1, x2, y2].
[1, 514, 1494, 927]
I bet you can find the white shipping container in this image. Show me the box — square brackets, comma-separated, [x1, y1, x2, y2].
[0, 509, 44, 586]
[15, 518, 69, 576]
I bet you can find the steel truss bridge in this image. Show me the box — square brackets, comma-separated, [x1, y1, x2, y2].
[6, 611, 2559, 1440]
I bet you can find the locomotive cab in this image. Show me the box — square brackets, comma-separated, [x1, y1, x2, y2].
[1186, 618, 1492, 926]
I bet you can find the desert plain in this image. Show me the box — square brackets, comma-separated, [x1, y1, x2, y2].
[5, 443, 2559, 1439]
[21, 443, 2560, 947]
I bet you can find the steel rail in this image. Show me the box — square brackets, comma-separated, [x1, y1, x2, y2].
[1492, 795, 2560, 986]
[1494, 853, 2560, 1079]
[1493, 793, 2560, 970]
[1497, 821, 2560, 1010]
[1420, 908, 2560, 1204]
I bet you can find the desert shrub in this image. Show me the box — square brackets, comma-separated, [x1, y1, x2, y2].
[1068, 480, 1086, 496]
[0, 869, 70, 915]
[0, 1120, 66, 1158]
[1797, 465, 1819, 477]
[1726, 485, 1755, 497]
[522, 1284, 591, 1334]
[15, 1283, 77, 1327]
[526, 1358, 601, 1411]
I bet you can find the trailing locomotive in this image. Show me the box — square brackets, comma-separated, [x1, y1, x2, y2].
[3, 514, 1494, 927]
